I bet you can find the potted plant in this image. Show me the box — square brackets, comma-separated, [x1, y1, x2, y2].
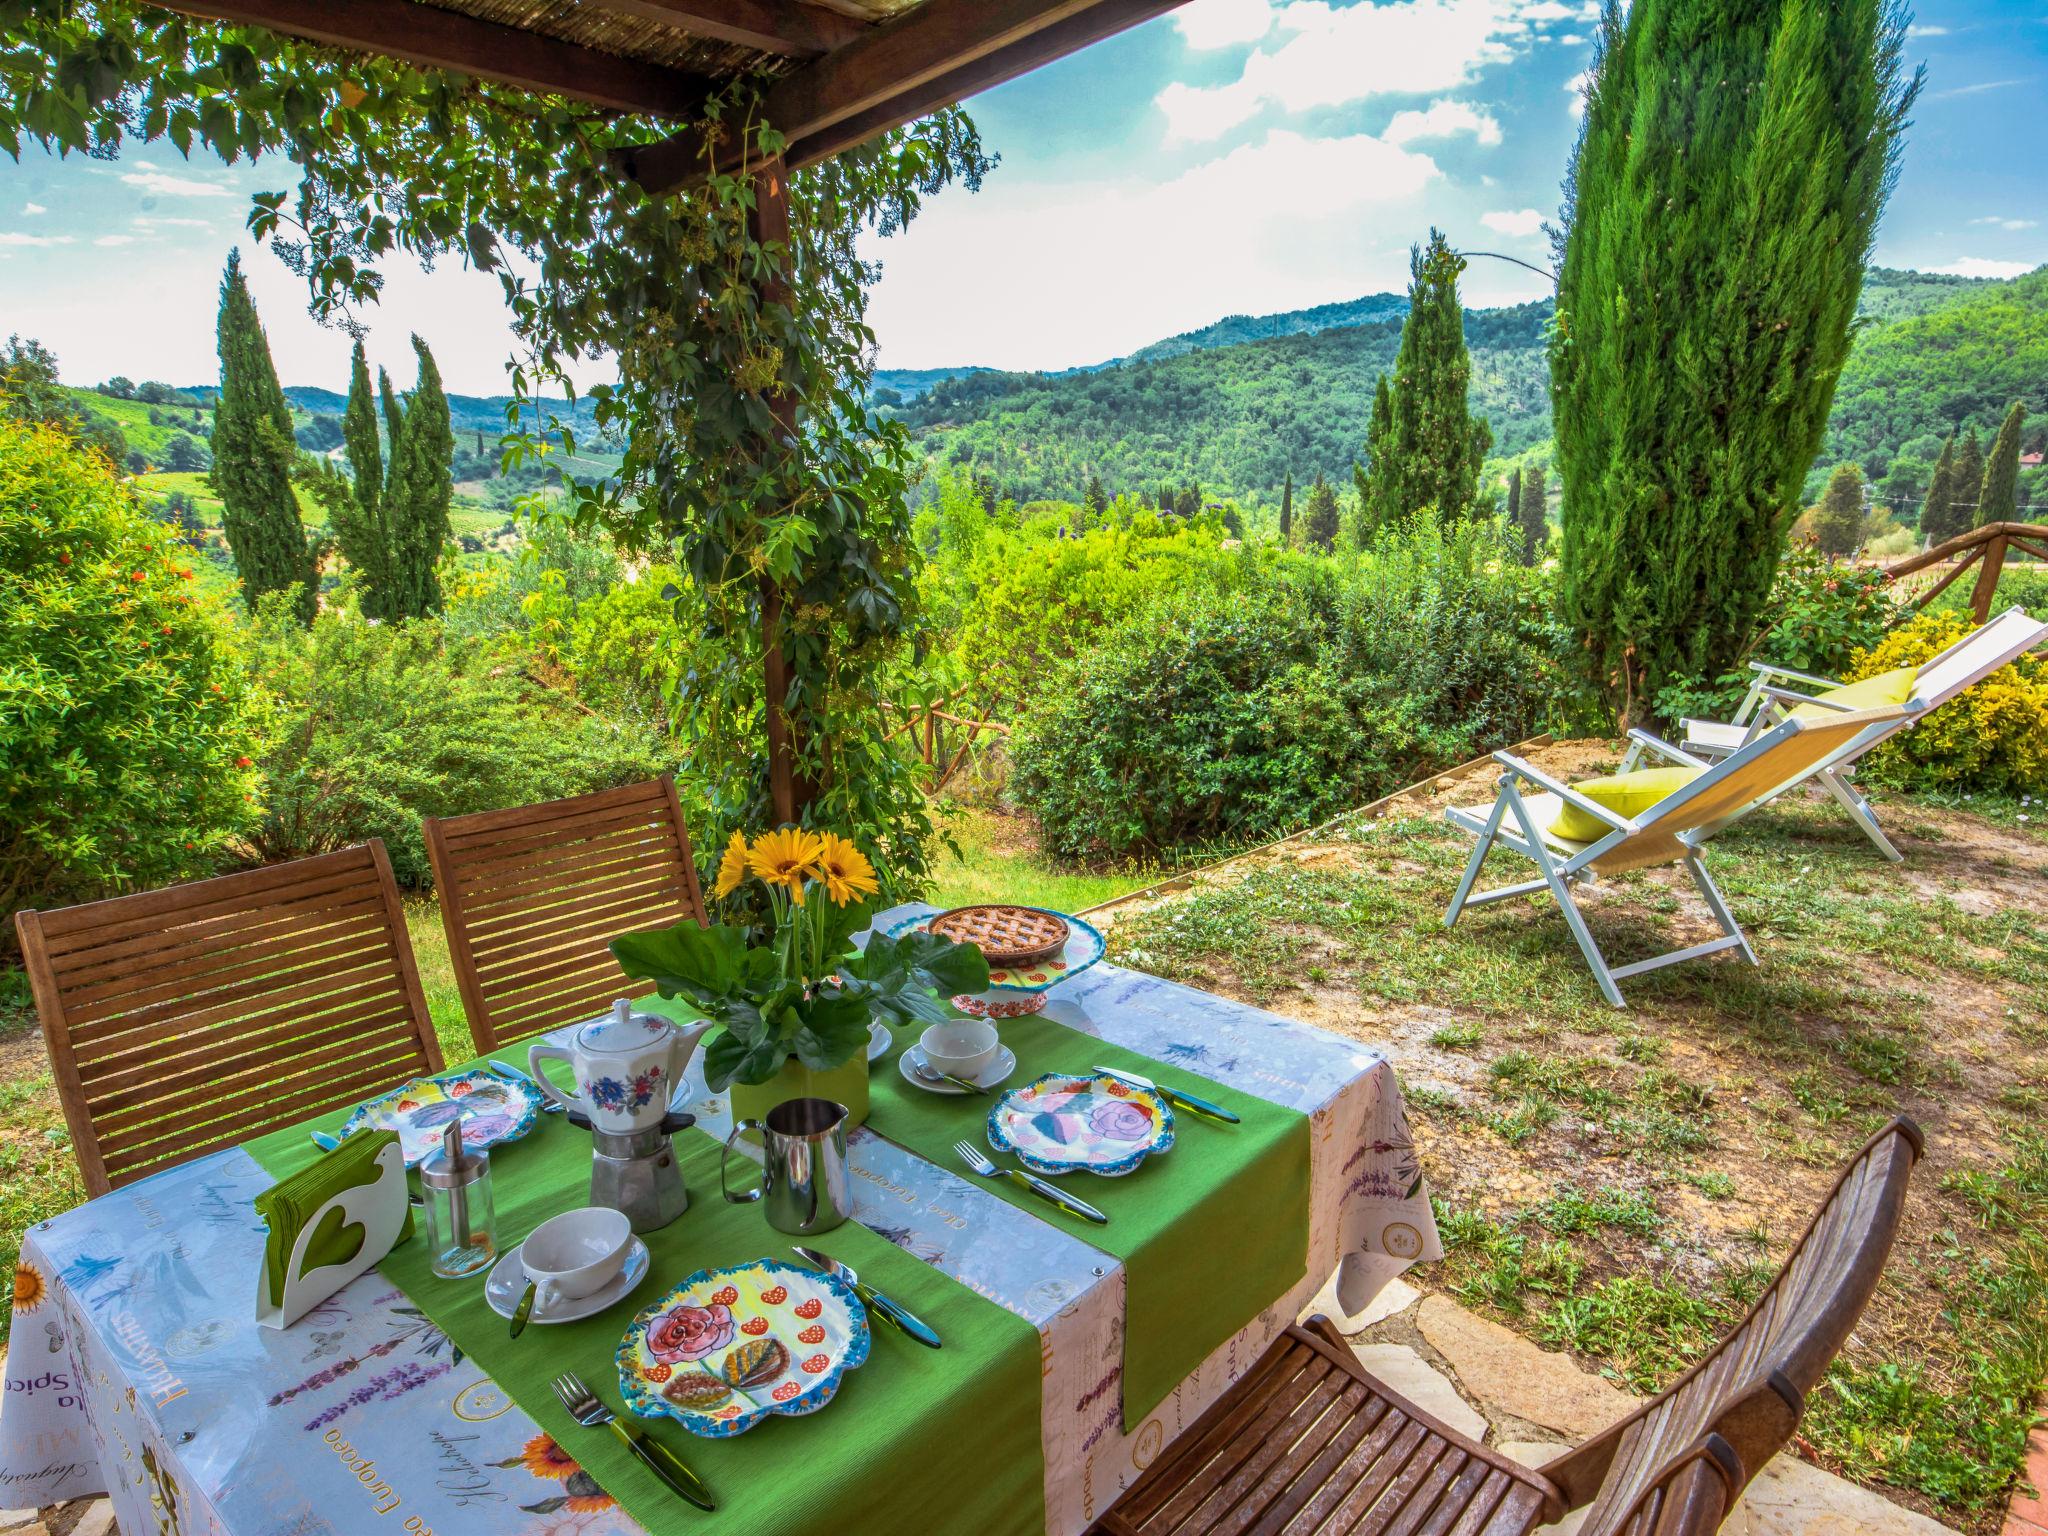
[609, 829, 990, 1128]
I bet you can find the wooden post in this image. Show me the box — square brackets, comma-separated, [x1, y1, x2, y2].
[750, 158, 803, 826]
[1967, 531, 2008, 625]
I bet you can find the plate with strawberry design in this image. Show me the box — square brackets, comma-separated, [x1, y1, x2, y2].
[987, 1072, 1175, 1177]
[336, 1068, 545, 1168]
[616, 1257, 870, 1438]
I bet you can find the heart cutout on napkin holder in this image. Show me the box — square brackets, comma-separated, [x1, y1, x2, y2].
[257, 1140, 409, 1330]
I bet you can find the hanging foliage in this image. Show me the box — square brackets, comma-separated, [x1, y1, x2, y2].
[0, 3, 993, 892]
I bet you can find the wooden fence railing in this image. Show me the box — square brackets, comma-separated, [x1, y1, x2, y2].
[1885, 521, 2048, 624]
[882, 687, 1011, 793]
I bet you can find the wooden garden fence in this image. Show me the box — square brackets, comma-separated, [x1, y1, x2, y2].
[883, 687, 1011, 793]
[1885, 521, 2048, 624]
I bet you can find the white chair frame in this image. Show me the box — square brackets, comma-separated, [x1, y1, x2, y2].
[1628, 606, 2047, 862]
[1445, 705, 1919, 1007]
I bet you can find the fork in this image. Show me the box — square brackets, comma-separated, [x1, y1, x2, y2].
[953, 1140, 1108, 1225]
[551, 1371, 716, 1511]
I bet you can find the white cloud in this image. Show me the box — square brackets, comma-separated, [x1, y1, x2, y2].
[864, 128, 1446, 369]
[1481, 208, 1545, 236]
[1519, 1, 1576, 18]
[1970, 216, 2038, 231]
[94, 234, 139, 247]
[1156, 0, 1537, 143]
[1555, 31, 1585, 43]
[1930, 78, 2026, 100]
[1930, 257, 2037, 279]
[1907, 24, 1949, 36]
[133, 215, 216, 230]
[1383, 98, 1503, 147]
[119, 168, 232, 198]
[0, 232, 74, 247]
[1565, 68, 1590, 117]
[1173, 0, 1277, 49]
[23, 202, 46, 215]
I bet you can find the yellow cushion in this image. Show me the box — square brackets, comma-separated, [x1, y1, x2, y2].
[1549, 766, 1703, 842]
[1789, 666, 1917, 721]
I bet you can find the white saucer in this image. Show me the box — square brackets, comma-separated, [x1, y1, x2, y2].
[868, 1020, 893, 1062]
[485, 1235, 650, 1324]
[898, 1044, 1018, 1095]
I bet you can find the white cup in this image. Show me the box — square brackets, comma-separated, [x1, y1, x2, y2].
[920, 1019, 999, 1080]
[519, 1207, 632, 1313]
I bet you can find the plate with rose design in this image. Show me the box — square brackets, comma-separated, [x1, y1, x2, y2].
[987, 1072, 1175, 1177]
[616, 1257, 870, 1438]
[336, 1068, 545, 1168]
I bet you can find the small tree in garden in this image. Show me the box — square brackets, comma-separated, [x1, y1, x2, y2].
[1376, 232, 1490, 528]
[1950, 428, 1986, 534]
[1504, 467, 1522, 532]
[1278, 472, 1294, 546]
[1551, 0, 1918, 720]
[0, 418, 265, 938]
[1978, 401, 2026, 526]
[1920, 436, 1962, 542]
[1361, 372, 1397, 538]
[385, 336, 455, 616]
[1809, 464, 1866, 558]
[212, 251, 319, 623]
[1518, 465, 1547, 563]
[1302, 474, 1340, 550]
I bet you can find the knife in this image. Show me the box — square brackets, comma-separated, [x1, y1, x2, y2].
[488, 1058, 566, 1113]
[1006, 1165, 1110, 1226]
[1093, 1065, 1240, 1125]
[792, 1246, 942, 1349]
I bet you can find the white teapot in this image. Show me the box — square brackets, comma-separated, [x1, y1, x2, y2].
[530, 1000, 713, 1134]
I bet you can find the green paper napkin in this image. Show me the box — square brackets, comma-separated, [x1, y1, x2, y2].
[254, 1129, 411, 1306]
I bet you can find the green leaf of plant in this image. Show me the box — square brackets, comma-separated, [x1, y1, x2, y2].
[840, 930, 989, 1026]
[610, 921, 750, 1006]
[790, 990, 872, 1071]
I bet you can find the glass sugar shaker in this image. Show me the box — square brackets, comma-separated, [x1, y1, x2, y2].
[420, 1119, 496, 1278]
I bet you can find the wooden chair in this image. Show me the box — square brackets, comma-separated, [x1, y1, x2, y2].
[424, 777, 706, 1056]
[1091, 1117, 1921, 1536]
[14, 843, 443, 1197]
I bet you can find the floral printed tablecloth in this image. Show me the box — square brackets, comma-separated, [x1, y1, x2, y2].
[0, 904, 1437, 1535]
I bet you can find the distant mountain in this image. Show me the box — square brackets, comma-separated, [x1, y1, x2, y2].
[894, 265, 2037, 510]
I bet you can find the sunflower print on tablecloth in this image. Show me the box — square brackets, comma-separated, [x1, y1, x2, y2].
[494, 1434, 617, 1515]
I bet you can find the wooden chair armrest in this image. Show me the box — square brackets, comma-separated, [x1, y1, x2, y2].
[1492, 752, 1634, 833]
[1748, 660, 1843, 689]
[1626, 728, 1710, 769]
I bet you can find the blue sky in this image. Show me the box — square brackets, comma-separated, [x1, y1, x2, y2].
[2, 0, 2043, 393]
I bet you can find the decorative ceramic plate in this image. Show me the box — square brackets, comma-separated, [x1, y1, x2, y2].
[337, 1069, 545, 1168]
[617, 1258, 870, 1438]
[987, 1072, 1175, 1177]
[884, 908, 1106, 1016]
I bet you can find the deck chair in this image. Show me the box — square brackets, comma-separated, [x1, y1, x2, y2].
[1444, 703, 1920, 1006]
[1622, 606, 2047, 861]
[1090, 1118, 1920, 1536]
[13, 843, 443, 1196]
[424, 777, 706, 1056]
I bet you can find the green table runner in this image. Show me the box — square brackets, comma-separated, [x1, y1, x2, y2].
[865, 1010, 1311, 1432]
[248, 1072, 1044, 1536]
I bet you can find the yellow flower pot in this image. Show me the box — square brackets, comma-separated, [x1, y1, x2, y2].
[728, 1051, 870, 1131]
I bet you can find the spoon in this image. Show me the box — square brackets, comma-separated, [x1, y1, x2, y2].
[510, 1279, 537, 1338]
[911, 1054, 987, 1095]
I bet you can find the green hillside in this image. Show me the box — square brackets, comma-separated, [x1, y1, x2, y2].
[898, 265, 2042, 511]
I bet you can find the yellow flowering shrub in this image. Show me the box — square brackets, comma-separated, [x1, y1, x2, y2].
[1849, 612, 2048, 794]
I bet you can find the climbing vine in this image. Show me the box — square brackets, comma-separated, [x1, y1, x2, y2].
[0, 2, 993, 890]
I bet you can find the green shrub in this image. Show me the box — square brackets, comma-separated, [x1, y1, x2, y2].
[1850, 612, 2048, 794]
[0, 418, 264, 932]
[247, 602, 669, 885]
[1924, 561, 2048, 624]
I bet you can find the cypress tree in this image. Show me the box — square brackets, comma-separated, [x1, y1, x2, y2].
[1363, 372, 1399, 535]
[328, 339, 397, 618]
[1347, 461, 1373, 549]
[1505, 467, 1523, 531]
[1302, 474, 1341, 551]
[386, 335, 454, 617]
[1919, 436, 1959, 543]
[1978, 401, 2026, 526]
[1551, 0, 1918, 720]
[1380, 231, 1490, 525]
[1951, 429, 1986, 531]
[1809, 464, 1865, 557]
[1083, 473, 1107, 519]
[1278, 472, 1293, 546]
[1519, 466, 1548, 563]
[211, 251, 317, 622]
[378, 367, 404, 452]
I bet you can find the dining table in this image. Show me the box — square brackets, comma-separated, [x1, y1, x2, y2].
[0, 902, 1439, 1536]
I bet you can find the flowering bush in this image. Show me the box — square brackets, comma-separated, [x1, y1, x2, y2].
[0, 418, 264, 932]
[1850, 612, 2048, 794]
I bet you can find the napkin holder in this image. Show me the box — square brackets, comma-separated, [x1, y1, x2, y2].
[257, 1140, 409, 1330]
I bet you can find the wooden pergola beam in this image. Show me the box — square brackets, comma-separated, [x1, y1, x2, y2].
[162, 0, 714, 116]
[585, 0, 870, 58]
[615, 0, 1184, 192]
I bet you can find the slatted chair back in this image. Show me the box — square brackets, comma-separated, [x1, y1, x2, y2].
[13, 843, 443, 1197]
[1541, 1117, 1922, 1535]
[424, 778, 706, 1056]
[1588, 705, 1915, 873]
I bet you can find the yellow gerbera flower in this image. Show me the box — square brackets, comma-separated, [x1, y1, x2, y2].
[748, 827, 823, 904]
[713, 830, 750, 899]
[814, 834, 880, 907]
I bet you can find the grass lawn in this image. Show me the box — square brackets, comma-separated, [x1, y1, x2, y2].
[1097, 739, 2048, 1534]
